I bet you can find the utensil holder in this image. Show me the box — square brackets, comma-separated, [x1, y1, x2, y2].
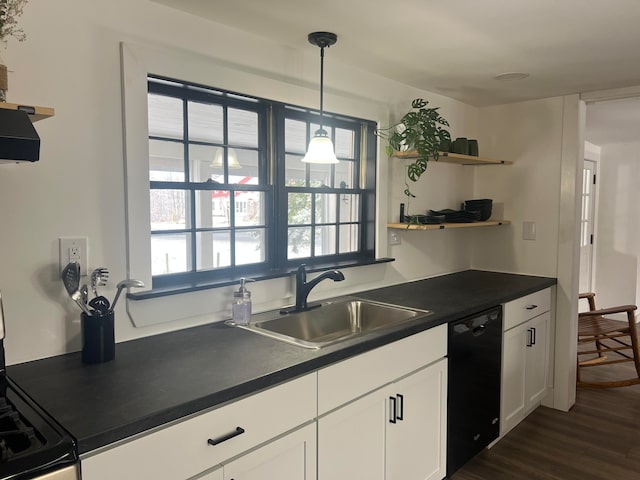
[81, 310, 115, 364]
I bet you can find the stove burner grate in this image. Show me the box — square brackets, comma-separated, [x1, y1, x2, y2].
[0, 396, 44, 463]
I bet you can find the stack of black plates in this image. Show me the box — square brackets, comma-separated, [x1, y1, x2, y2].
[428, 209, 480, 223]
[463, 199, 493, 221]
[405, 214, 446, 225]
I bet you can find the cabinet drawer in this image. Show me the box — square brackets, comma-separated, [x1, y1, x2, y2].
[503, 288, 551, 331]
[318, 325, 447, 415]
[81, 373, 316, 480]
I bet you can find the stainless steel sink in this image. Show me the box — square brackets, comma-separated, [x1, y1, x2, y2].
[239, 297, 431, 348]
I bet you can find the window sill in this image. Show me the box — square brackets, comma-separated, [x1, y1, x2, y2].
[128, 257, 395, 300]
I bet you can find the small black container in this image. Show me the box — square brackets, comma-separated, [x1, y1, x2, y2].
[81, 310, 115, 364]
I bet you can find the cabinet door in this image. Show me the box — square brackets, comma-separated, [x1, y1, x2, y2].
[500, 322, 528, 436]
[386, 359, 447, 480]
[318, 388, 386, 480]
[525, 311, 550, 409]
[223, 423, 316, 480]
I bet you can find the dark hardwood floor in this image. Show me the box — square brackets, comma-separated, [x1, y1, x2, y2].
[451, 351, 640, 479]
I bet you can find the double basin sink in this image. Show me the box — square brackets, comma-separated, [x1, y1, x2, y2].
[239, 297, 431, 348]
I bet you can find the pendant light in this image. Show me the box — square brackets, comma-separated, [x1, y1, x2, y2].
[302, 32, 339, 164]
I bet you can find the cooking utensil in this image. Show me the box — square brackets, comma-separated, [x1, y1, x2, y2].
[111, 279, 145, 310]
[89, 296, 111, 315]
[61, 262, 81, 297]
[81, 283, 89, 307]
[71, 289, 92, 316]
[90, 267, 109, 297]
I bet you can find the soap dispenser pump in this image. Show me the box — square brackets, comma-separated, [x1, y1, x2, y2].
[230, 278, 255, 325]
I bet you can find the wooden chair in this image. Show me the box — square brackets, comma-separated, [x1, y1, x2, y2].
[577, 292, 640, 387]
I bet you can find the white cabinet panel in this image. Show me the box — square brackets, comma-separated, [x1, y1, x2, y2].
[500, 288, 552, 437]
[223, 423, 316, 480]
[318, 388, 386, 480]
[386, 359, 447, 480]
[318, 359, 447, 480]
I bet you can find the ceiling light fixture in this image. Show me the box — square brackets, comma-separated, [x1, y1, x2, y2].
[302, 31, 339, 164]
[493, 72, 530, 81]
[212, 147, 242, 169]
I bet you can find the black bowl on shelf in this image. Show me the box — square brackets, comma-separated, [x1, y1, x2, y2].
[463, 199, 492, 221]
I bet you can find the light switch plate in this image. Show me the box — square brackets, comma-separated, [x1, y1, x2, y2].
[389, 231, 401, 246]
[523, 221, 536, 241]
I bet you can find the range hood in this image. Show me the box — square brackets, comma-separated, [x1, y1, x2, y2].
[0, 108, 41, 163]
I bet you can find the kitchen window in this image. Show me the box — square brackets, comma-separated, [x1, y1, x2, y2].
[147, 76, 377, 292]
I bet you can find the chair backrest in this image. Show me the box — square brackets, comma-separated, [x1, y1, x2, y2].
[579, 292, 597, 312]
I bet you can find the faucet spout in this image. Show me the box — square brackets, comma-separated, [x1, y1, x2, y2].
[283, 264, 345, 313]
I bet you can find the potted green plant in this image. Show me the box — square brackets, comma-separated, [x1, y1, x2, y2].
[0, 0, 28, 102]
[376, 98, 451, 200]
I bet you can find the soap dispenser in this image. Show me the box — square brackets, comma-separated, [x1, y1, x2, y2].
[231, 278, 255, 325]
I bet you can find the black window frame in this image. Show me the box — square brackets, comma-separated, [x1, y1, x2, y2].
[146, 75, 378, 294]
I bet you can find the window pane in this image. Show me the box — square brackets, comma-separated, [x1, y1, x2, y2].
[285, 119, 307, 154]
[150, 189, 189, 230]
[335, 160, 355, 190]
[315, 194, 337, 224]
[339, 224, 359, 254]
[235, 192, 265, 226]
[315, 226, 336, 256]
[228, 150, 260, 185]
[148, 94, 183, 139]
[197, 190, 230, 228]
[288, 193, 312, 225]
[285, 154, 306, 186]
[188, 101, 223, 143]
[151, 233, 191, 275]
[149, 140, 184, 181]
[310, 163, 332, 188]
[196, 231, 231, 270]
[228, 108, 258, 147]
[340, 194, 360, 223]
[236, 229, 266, 265]
[288, 227, 311, 259]
[189, 144, 221, 182]
[335, 128, 355, 159]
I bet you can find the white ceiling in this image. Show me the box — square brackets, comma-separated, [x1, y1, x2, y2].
[151, 0, 640, 107]
[152, 0, 640, 146]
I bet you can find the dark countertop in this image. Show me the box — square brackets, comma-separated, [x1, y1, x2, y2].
[8, 270, 555, 455]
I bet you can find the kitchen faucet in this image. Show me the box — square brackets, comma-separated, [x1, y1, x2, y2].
[281, 264, 345, 314]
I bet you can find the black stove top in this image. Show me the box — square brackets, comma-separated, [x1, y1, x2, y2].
[0, 378, 77, 480]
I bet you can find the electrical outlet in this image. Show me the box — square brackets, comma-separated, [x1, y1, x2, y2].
[389, 231, 401, 246]
[59, 237, 88, 275]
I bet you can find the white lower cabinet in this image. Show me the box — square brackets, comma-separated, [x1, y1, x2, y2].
[197, 423, 316, 480]
[501, 288, 551, 437]
[318, 358, 447, 480]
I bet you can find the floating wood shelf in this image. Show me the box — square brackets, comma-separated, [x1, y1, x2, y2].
[393, 151, 512, 166]
[387, 220, 511, 230]
[0, 102, 55, 122]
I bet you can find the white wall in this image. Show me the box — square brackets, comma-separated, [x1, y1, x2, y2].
[472, 97, 565, 277]
[593, 142, 640, 309]
[0, 0, 481, 363]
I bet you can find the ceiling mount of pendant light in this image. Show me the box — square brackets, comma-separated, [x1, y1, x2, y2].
[302, 31, 339, 164]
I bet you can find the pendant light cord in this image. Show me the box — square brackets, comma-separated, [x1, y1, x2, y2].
[319, 46, 325, 131]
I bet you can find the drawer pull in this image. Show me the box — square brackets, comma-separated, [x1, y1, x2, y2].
[389, 396, 397, 424]
[525, 304, 538, 310]
[396, 394, 404, 421]
[207, 427, 245, 446]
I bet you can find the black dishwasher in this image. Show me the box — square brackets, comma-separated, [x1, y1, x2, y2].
[447, 305, 502, 477]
